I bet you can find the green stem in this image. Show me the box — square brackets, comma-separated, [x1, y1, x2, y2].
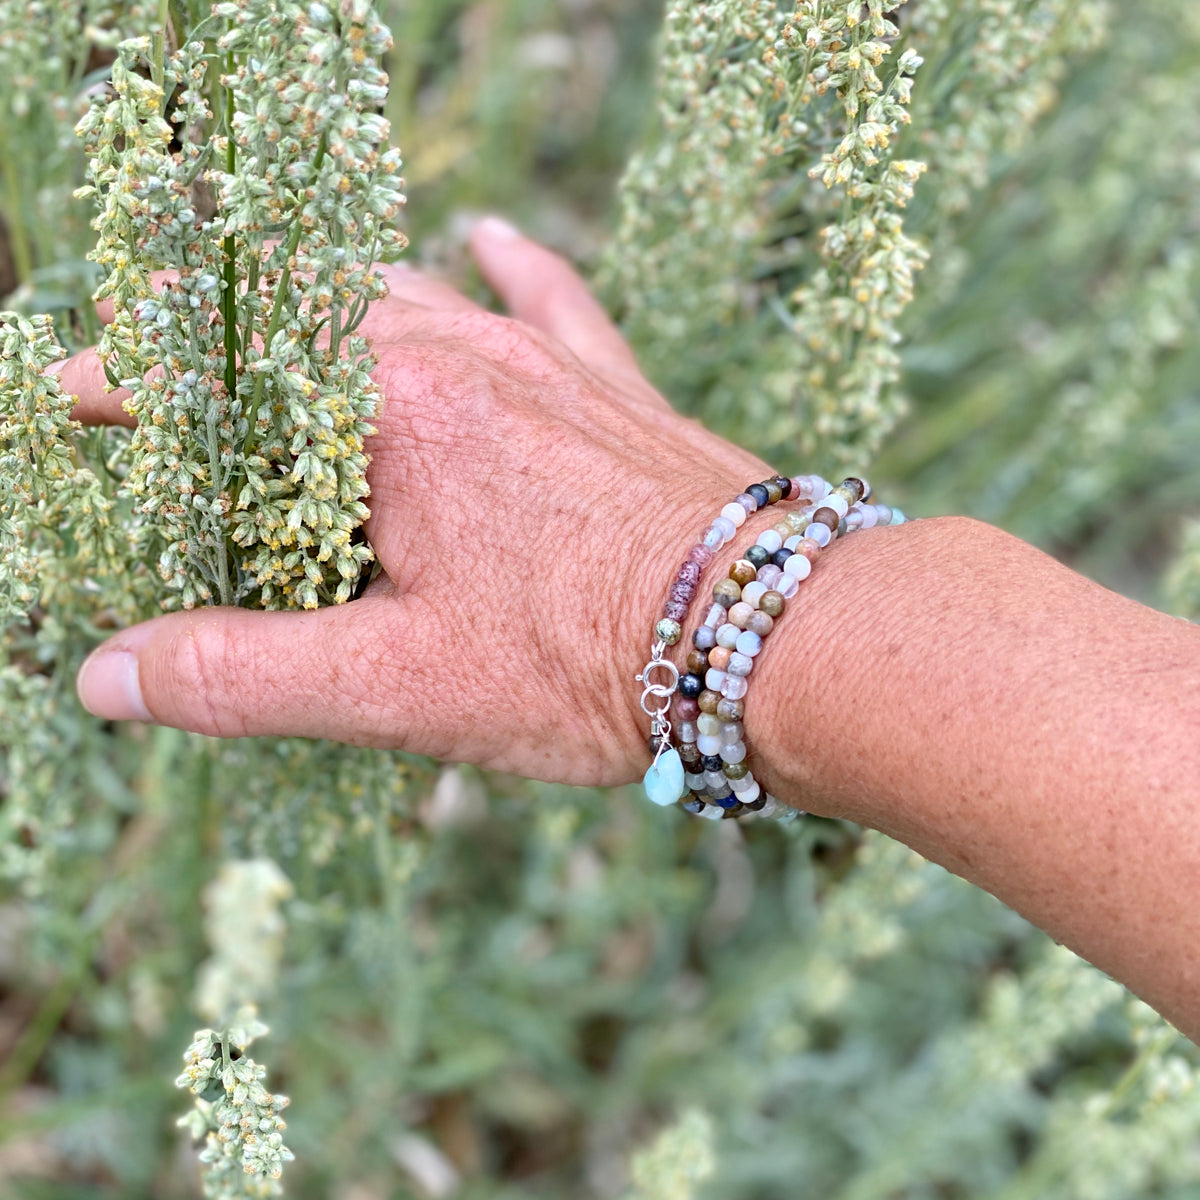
[0, 955, 88, 1105]
[0, 125, 34, 284]
[241, 133, 328, 457]
[222, 52, 239, 404]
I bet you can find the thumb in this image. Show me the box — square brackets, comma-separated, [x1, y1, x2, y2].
[469, 216, 643, 382]
[76, 595, 410, 745]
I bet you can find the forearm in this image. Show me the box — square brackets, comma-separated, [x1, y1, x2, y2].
[753, 516, 1200, 1037]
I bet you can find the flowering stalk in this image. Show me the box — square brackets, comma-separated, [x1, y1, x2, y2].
[75, 0, 406, 611]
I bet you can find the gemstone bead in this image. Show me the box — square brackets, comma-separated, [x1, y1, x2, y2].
[701, 754, 723, 773]
[844, 509, 864, 532]
[679, 721, 698, 744]
[680, 743, 701, 766]
[841, 477, 866, 504]
[772, 522, 792, 539]
[663, 600, 687, 622]
[783, 554, 812, 581]
[655, 617, 682, 645]
[721, 675, 748, 700]
[705, 667, 728, 692]
[874, 504, 892, 525]
[763, 480, 783, 504]
[719, 741, 747, 764]
[716, 698, 744, 722]
[741, 581, 767, 608]
[746, 483, 769, 507]
[777, 574, 800, 600]
[698, 805, 725, 821]
[721, 721, 744, 744]
[797, 538, 821, 561]
[735, 492, 758, 514]
[712, 578, 741, 608]
[812, 507, 839, 531]
[697, 734, 721, 756]
[713, 793, 739, 810]
[758, 590, 785, 617]
[723, 759, 749, 780]
[771, 548, 793, 568]
[701, 524, 724, 550]
[685, 772, 706, 791]
[756, 529, 783, 554]
[679, 673, 703, 699]
[855, 504, 879, 530]
[738, 779, 761, 803]
[703, 603, 726, 628]
[772, 475, 793, 499]
[697, 713, 720, 737]
[745, 544, 771, 568]
[806, 522, 832, 548]
[721, 502, 748, 528]
[727, 652, 753, 677]
[783, 535, 802, 552]
[785, 510, 810, 534]
[693, 625, 717, 652]
[686, 543, 716, 568]
[728, 602, 755, 629]
[716, 623, 740, 649]
[735, 630, 763, 657]
[643, 748, 685, 807]
[747, 610, 774, 637]
[823, 493, 850, 518]
[686, 649, 709, 675]
[698, 689, 721, 714]
[708, 646, 732, 671]
[756, 564, 783, 590]
[729, 559, 757, 587]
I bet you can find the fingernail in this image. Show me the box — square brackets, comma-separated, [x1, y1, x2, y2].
[77, 649, 153, 722]
[474, 215, 521, 242]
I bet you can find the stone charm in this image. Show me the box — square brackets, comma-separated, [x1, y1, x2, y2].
[643, 747, 686, 807]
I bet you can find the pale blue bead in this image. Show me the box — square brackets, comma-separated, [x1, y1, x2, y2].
[892, 509, 907, 524]
[705, 667, 728, 691]
[702, 524, 724, 550]
[735, 630, 763, 657]
[685, 771, 706, 790]
[698, 805, 724, 821]
[694, 626, 717, 652]
[712, 516, 736, 543]
[704, 770, 727, 789]
[719, 741, 747, 764]
[643, 749, 686, 807]
[721, 721, 744, 744]
[697, 734, 721, 756]
[756, 529, 783, 554]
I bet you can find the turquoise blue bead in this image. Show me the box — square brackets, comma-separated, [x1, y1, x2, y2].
[643, 748, 686, 807]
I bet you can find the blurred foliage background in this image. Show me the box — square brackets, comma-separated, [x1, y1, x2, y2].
[3, 1, 1200, 1197]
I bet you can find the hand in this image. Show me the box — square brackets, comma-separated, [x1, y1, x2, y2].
[68, 219, 775, 786]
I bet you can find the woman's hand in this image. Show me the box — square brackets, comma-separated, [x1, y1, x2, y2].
[66, 219, 774, 786]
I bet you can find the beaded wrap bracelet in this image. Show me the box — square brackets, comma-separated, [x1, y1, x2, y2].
[637, 474, 906, 820]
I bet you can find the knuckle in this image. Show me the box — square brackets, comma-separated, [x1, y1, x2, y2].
[163, 620, 250, 737]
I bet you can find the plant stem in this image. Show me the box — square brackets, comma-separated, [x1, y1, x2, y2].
[222, 51, 239, 405]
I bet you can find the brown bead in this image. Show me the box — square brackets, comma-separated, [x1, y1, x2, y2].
[772, 522, 792, 539]
[716, 697, 744, 722]
[796, 538, 821, 562]
[747, 610, 774, 637]
[712, 578, 742, 609]
[813, 507, 839, 531]
[680, 744, 701, 767]
[698, 689, 721, 715]
[723, 760, 749, 780]
[763, 479, 784, 503]
[759, 590, 785, 617]
[728, 559, 757, 587]
[841, 477, 866, 504]
[686, 649, 709, 675]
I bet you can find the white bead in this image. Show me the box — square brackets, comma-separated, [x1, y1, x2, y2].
[807, 523, 832, 548]
[756, 530, 783, 554]
[730, 773, 757, 793]
[685, 772, 706, 790]
[721, 721, 744, 743]
[679, 721, 698, 743]
[716, 623, 740, 649]
[697, 713, 719, 736]
[756, 565, 783, 588]
[737, 779, 761, 803]
[783, 535, 803, 551]
[783, 554, 812, 581]
[703, 604, 726, 629]
[741, 581, 768, 609]
[721, 675, 748, 700]
[719, 741, 746, 764]
[854, 503, 878, 529]
[705, 668, 728, 691]
[697, 734, 721, 756]
[844, 510, 864, 531]
[712, 516, 736, 543]
[704, 770, 726, 789]
[824, 493, 849, 519]
[721, 502, 747, 528]
[811, 477, 831, 499]
[777, 574, 800, 599]
[698, 805, 724, 821]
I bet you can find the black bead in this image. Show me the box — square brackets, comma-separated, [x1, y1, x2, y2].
[774, 475, 793, 499]
[745, 544, 770, 568]
[746, 483, 769, 507]
[701, 754, 723, 773]
[771, 548, 793, 568]
[746, 797, 767, 811]
[679, 673, 704, 699]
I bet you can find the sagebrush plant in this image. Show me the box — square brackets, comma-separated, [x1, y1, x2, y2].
[3, 2, 1200, 1199]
